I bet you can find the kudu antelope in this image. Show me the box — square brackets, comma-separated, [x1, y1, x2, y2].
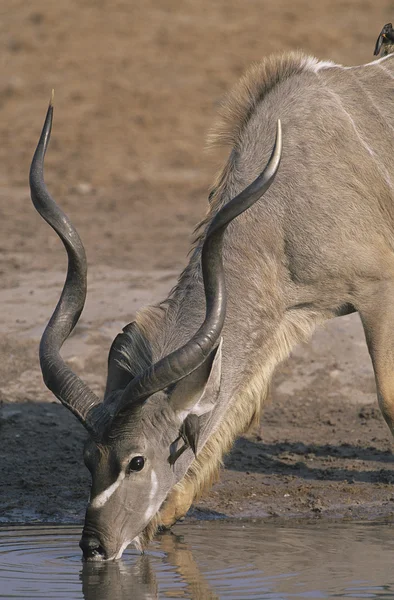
[30, 50, 394, 561]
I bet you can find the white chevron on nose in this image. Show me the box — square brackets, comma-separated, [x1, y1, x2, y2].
[90, 472, 125, 508]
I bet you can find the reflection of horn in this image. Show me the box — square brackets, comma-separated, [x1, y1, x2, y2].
[159, 531, 220, 600]
[80, 554, 158, 600]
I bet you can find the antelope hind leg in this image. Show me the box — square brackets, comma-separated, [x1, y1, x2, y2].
[358, 290, 394, 437]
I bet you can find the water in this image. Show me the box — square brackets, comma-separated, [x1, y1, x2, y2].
[1, 521, 394, 599]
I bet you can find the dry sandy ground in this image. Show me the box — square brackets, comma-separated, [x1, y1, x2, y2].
[2, 0, 394, 526]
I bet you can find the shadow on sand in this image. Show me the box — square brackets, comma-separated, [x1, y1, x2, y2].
[226, 437, 394, 484]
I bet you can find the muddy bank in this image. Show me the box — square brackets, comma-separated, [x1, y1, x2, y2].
[1, 0, 394, 526]
[1, 277, 394, 524]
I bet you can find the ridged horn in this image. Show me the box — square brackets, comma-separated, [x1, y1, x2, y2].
[115, 120, 282, 415]
[29, 98, 110, 438]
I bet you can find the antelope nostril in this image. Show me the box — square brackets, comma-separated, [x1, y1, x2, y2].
[80, 535, 106, 561]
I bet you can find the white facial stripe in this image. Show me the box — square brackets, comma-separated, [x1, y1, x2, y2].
[90, 472, 125, 509]
[143, 469, 159, 522]
[109, 471, 159, 560]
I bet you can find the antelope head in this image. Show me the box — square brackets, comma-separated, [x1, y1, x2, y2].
[29, 99, 281, 561]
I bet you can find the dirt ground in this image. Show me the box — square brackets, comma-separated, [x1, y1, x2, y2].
[2, 0, 394, 527]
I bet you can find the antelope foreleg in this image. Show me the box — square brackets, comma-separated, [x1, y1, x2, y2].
[159, 481, 196, 529]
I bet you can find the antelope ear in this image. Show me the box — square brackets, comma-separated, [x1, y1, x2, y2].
[169, 338, 222, 422]
[105, 322, 153, 401]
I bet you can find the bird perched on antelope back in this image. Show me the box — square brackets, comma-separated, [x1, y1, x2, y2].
[374, 23, 394, 56]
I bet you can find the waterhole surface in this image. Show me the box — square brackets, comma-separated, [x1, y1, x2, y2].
[1, 521, 394, 599]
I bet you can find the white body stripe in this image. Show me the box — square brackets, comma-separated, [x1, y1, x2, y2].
[303, 53, 394, 73]
[360, 53, 394, 68]
[377, 63, 394, 80]
[90, 472, 125, 508]
[303, 57, 339, 73]
[316, 73, 394, 191]
[350, 72, 394, 144]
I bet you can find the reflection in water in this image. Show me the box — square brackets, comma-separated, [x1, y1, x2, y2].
[2, 522, 394, 599]
[160, 532, 219, 600]
[80, 531, 218, 600]
[81, 554, 158, 600]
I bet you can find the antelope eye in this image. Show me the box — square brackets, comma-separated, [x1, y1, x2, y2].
[127, 456, 145, 473]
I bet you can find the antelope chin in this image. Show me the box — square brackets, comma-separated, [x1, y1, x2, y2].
[113, 539, 134, 561]
[132, 535, 143, 553]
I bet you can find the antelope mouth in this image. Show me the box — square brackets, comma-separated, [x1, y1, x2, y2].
[80, 534, 108, 562]
[83, 545, 107, 562]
